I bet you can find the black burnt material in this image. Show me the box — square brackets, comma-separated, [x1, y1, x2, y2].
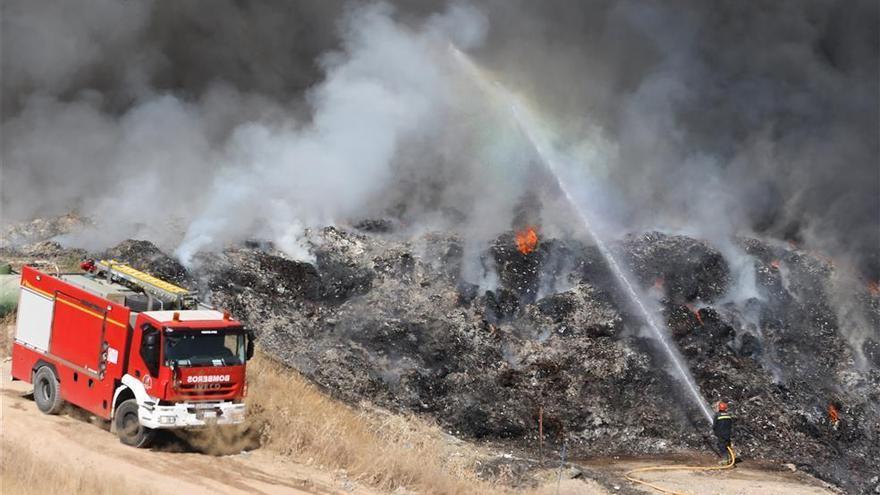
[490, 231, 544, 302]
[102, 239, 188, 284]
[110, 229, 880, 495]
[490, 231, 582, 307]
[617, 232, 731, 303]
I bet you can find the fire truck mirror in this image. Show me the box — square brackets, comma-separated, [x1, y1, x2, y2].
[140, 327, 160, 377]
[246, 331, 255, 361]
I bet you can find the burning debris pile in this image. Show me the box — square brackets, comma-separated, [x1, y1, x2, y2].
[2, 222, 878, 493]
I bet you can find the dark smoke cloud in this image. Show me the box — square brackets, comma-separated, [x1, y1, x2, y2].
[1, 0, 346, 115]
[470, 0, 879, 275]
[1, 0, 878, 276]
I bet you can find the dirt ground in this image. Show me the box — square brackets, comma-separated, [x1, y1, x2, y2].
[576, 457, 840, 495]
[0, 358, 840, 495]
[0, 361, 380, 495]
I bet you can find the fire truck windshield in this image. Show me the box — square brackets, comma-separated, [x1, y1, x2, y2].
[164, 329, 246, 367]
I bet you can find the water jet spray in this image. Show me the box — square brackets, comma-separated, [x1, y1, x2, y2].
[451, 45, 715, 425]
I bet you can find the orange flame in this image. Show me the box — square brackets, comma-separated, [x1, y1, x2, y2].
[770, 260, 781, 270]
[515, 226, 539, 255]
[868, 281, 879, 297]
[653, 277, 665, 290]
[828, 403, 839, 424]
[685, 303, 704, 326]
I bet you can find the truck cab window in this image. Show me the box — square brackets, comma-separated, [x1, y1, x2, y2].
[140, 325, 160, 377]
[164, 329, 246, 367]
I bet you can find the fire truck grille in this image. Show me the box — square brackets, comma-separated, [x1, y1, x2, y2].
[177, 384, 237, 397]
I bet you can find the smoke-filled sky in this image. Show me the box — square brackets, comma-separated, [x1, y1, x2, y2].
[2, 0, 878, 275]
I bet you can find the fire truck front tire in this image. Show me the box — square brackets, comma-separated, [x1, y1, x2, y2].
[115, 399, 155, 448]
[33, 366, 64, 415]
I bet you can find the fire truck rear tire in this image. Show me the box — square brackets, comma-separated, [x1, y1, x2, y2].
[115, 399, 155, 448]
[33, 366, 64, 415]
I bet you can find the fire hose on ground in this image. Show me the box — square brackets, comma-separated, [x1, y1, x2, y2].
[623, 445, 736, 495]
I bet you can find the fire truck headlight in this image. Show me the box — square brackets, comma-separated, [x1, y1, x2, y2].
[159, 415, 176, 425]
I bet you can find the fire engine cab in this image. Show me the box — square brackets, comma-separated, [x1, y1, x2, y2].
[11, 260, 254, 447]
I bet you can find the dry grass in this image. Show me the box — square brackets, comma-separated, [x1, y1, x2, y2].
[245, 352, 510, 495]
[0, 437, 150, 495]
[0, 311, 516, 494]
[0, 313, 14, 358]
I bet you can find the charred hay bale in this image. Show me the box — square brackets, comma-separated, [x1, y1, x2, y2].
[490, 232, 543, 301]
[371, 249, 416, 281]
[863, 339, 880, 368]
[738, 236, 780, 261]
[420, 233, 464, 283]
[739, 245, 850, 385]
[349, 318, 467, 370]
[491, 233, 587, 303]
[314, 249, 373, 302]
[456, 282, 479, 306]
[527, 337, 700, 451]
[618, 232, 730, 302]
[198, 250, 321, 299]
[256, 252, 322, 299]
[575, 245, 615, 288]
[102, 239, 187, 283]
[536, 292, 574, 323]
[865, 289, 880, 331]
[311, 227, 374, 302]
[303, 346, 393, 404]
[482, 288, 520, 322]
[738, 332, 763, 358]
[739, 237, 833, 305]
[535, 238, 583, 294]
[438, 363, 538, 439]
[669, 306, 735, 359]
[534, 284, 622, 337]
[444, 398, 530, 439]
[204, 242, 371, 305]
[325, 315, 503, 414]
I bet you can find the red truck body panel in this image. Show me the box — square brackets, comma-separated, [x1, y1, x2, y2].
[13, 266, 131, 419]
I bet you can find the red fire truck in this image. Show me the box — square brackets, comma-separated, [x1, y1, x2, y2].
[11, 260, 254, 447]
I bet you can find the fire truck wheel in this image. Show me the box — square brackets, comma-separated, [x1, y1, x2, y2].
[33, 366, 64, 415]
[115, 399, 155, 448]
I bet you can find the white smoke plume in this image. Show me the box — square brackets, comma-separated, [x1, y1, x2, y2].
[175, 3, 489, 263]
[2, 2, 500, 261]
[2, 0, 878, 280]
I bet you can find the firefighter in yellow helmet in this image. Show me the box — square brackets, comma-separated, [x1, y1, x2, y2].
[713, 401, 734, 465]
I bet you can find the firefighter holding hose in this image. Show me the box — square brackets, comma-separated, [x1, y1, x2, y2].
[713, 401, 735, 465]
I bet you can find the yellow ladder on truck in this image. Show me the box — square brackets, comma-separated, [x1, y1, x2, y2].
[95, 260, 195, 307]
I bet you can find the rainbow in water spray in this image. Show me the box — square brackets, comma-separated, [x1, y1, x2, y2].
[450, 44, 715, 425]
